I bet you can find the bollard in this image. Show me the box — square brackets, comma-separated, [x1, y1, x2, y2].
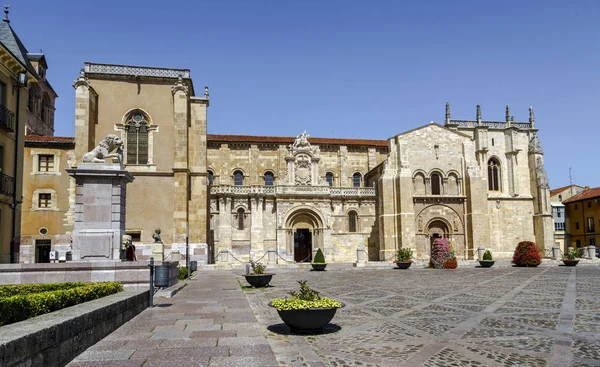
[246, 263, 251, 275]
[148, 257, 154, 308]
[588, 246, 596, 259]
[477, 247, 486, 261]
[552, 244, 561, 260]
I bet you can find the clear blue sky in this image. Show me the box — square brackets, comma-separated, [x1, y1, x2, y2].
[10, 0, 600, 188]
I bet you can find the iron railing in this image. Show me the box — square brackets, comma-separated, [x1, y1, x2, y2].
[0, 104, 15, 132]
[0, 172, 14, 196]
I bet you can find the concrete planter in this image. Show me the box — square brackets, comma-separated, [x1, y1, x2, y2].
[478, 261, 495, 268]
[395, 261, 412, 269]
[270, 303, 343, 334]
[311, 263, 327, 271]
[562, 260, 579, 267]
[244, 274, 274, 287]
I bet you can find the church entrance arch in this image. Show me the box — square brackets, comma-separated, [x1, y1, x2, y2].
[427, 219, 451, 254]
[285, 208, 324, 263]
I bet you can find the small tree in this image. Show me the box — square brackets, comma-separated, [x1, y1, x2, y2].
[512, 241, 541, 267]
[482, 250, 493, 261]
[313, 248, 326, 264]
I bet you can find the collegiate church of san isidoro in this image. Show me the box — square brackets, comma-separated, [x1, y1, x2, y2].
[18, 63, 554, 264]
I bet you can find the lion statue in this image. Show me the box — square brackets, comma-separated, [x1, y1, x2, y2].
[82, 134, 124, 164]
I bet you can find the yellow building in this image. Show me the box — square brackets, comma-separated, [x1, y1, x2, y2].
[20, 136, 74, 263]
[0, 11, 43, 262]
[563, 187, 600, 252]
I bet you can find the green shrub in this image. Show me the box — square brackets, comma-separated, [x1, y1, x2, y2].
[0, 282, 123, 326]
[396, 247, 413, 262]
[178, 266, 189, 280]
[512, 241, 541, 267]
[0, 282, 86, 298]
[271, 280, 342, 311]
[313, 248, 326, 264]
[565, 248, 579, 260]
[482, 250, 493, 261]
[250, 260, 266, 274]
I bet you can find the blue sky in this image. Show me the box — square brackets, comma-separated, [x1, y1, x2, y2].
[10, 0, 600, 188]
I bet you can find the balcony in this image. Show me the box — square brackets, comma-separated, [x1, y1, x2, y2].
[0, 104, 15, 132]
[210, 185, 376, 198]
[0, 172, 14, 196]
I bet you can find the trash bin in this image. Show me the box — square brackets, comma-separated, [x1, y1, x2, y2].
[190, 261, 197, 272]
[154, 265, 170, 288]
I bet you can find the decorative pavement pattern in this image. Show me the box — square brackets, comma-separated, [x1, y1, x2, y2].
[244, 265, 600, 367]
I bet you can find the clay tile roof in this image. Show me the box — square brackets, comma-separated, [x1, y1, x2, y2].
[550, 185, 577, 197]
[206, 134, 388, 148]
[562, 187, 600, 204]
[24, 135, 75, 147]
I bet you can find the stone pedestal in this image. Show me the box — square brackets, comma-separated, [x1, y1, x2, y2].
[67, 164, 134, 261]
[152, 243, 165, 262]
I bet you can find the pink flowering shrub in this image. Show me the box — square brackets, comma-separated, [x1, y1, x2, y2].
[429, 238, 457, 269]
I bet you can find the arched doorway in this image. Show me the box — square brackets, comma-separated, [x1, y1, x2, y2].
[285, 209, 324, 263]
[427, 219, 450, 254]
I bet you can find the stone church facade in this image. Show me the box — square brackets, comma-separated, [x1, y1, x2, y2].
[24, 62, 553, 264]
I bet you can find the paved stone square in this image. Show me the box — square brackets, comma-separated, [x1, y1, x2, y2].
[245, 266, 600, 367]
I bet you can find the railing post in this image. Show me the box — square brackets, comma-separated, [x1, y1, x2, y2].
[148, 257, 154, 308]
[552, 244, 561, 260]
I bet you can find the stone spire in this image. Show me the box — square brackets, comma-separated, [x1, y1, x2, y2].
[204, 85, 209, 98]
[445, 102, 451, 125]
[3, 5, 9, 23]
[505, 105, 511, 123]
[529, 106, 535, 127]
[476, 104, 482, 125]
[73, 68, 90, 89]
[171, 74, 188, 95]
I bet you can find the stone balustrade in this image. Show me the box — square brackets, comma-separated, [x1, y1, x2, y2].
[210, 185, 376, 197]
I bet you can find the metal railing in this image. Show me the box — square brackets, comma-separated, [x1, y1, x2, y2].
[0, 104, 15, 132]
[0, 172, 14, 196]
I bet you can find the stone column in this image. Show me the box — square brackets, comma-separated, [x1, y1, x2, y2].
[172, 77, 189, 248]
[218, 197, 232, 262]
[189, 96, 209, 263]
[528, 134, 554, 255]
[250, 196, 264, 256]
[73, 70, 98, 162]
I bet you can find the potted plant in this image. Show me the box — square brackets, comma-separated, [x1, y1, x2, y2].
[394, 247, 413, 269]
[244, 260, 274, 287]
[562, 248, 579, 266]
[512, 241, 541, 267]
[429, 238, 458, 269]
[311, 248, 327, 271]
[270, 280, 343, 334]
[479, 250, 495, 268]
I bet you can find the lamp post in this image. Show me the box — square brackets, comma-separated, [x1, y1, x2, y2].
[186, 224, 190, 279]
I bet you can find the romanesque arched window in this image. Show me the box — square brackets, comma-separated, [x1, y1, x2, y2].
[349, 211, 358, 232]
[207, 170, 214, 185]
[488, 158, 500, 191]
[237, 208, 245, 230]
[264, 171, 274, 186]
[353, 173, 362, 188]
[125, 110, 149, 165]
[431, 173, 441, 195]
[233, 170, 244, 186]
[326, 172, 334, 186]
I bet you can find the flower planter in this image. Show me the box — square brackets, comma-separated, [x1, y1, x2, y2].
[311, 263, 327, 271]
[478, 260, 495, 268]
[395, 261, 412, 269]
[269, 303, 344, 334]
[244, 274, 274, 287]
[562, 260, 579, 267]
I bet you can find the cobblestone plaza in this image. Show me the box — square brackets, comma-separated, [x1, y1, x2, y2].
[70, 266, 600, 367]
[248, 266, 600, 367]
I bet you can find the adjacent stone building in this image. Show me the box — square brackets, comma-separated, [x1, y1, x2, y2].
[20, 62, 555, 263]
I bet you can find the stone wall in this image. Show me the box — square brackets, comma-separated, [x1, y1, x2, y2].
[0, 290, 148, 367]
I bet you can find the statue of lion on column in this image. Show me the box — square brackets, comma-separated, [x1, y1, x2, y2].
[82, 134, 124, 164]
